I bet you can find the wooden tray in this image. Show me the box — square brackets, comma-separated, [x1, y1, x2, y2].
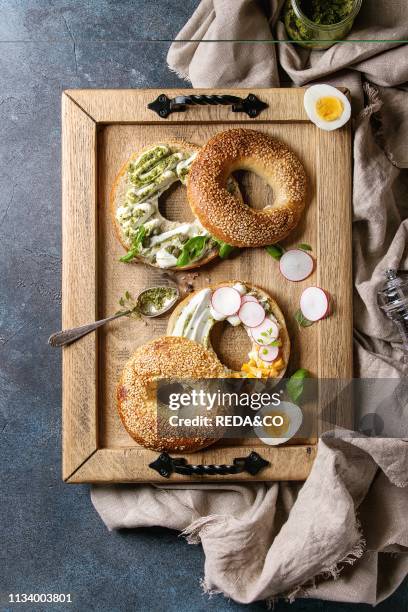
[62, 88, 352, 483]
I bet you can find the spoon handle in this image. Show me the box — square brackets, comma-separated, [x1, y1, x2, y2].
[48, 311, 130, 347]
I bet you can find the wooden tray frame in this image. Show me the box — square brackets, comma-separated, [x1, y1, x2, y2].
[62, 88, 352, 483]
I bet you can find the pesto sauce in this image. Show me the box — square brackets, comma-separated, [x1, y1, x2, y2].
[284, 0, 355, 47]
[137, 286, 178, 316]
[117, 145, 208, 268]
[301, 0, 353, 25]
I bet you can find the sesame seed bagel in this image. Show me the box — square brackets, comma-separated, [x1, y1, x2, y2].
[117, 336, 226, 452]
[187, 129, 307, 247]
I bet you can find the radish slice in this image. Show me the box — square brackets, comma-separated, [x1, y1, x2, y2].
[300, 287, 329, 321]
[250, 318, 279, 345]
[238, 301, 265, 327]
[211, 287, 241, 317]
[258, 345, 279, 362]
[241, 294, 258, 305]
[279, 249, 314, 282]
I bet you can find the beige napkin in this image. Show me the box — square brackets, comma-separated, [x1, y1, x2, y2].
[92, 0, 408, 604]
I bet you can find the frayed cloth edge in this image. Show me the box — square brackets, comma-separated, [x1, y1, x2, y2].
[280, 530, 366, 604]
[390, 478, 408, 488]
[181, 514, 226, 544]
[358, 82, 383, 120]
[166, 62, 191, 83]
[184, 515, 366, 605]
[358, 81, 403, 168]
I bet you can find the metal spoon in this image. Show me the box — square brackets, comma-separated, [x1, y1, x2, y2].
[48, 285, 180, 348]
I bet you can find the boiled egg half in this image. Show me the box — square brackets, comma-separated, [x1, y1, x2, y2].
[304, 84, 351, 131]
[253, 401, 303, 446]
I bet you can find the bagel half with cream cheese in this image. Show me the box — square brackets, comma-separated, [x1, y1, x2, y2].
[167, 281, 290, 380]
[117, 336, 226, 452]
[111, 140, 242, 270]
[187, 128, 307, 247]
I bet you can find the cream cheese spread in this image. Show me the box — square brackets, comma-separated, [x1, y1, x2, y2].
[116, 144, 214, 268]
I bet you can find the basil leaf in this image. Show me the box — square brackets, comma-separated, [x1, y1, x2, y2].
[176, 235, 209, 267]
[298, 243, 312, 252]
[286, 368, 309, 403]
[211, 237, 236, 259]
[266, 244, 284, 260]
[294, 309, 313, 327]
[218, 241, 235, 259]
[120, 225, 147, 263]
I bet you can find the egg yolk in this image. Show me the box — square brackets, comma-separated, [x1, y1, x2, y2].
[263, 411, 290, 438]
[315, 96, 344, 122]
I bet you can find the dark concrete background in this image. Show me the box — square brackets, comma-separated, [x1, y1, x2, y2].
[0, 1, 406, 611]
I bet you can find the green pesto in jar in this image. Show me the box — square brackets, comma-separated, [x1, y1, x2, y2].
[302, 0, 353, 25]
[137, 286, 178, 316]
[284, 0, 356, 48]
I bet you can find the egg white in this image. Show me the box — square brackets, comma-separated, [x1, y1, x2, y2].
[253, 401, 303, 446]
[304, 84, 351, 131]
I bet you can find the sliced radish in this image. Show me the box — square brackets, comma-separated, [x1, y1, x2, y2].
[258, 345, 279, 362]
[300, 287, 329, 321]
[241, 294, 258, 305]
[238, 301, 266, 327]
[211, 286, 241, 317]
[279, 249, 314, 282]
[250, 318, 279, 345]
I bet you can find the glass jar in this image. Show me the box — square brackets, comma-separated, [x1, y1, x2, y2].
[283, 0, 363, 50]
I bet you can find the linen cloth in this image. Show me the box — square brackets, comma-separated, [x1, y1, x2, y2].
[92, 0, 408, 604]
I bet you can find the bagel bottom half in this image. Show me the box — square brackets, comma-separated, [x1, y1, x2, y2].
[117, 336, 226, 452]
[167, 281, 290, 380]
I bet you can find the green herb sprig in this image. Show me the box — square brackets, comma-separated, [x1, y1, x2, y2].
[212, 237, 237, 259]
[120, 226, 147, 263]
[294, 309, 313, 328]
[176, 235, 209, 267]
[265, 244, 285, 260]
[266, 243, 313, 261]
[116, 291, 142, 319]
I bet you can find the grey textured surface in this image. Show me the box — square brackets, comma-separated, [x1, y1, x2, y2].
[0, 1, 406, 611]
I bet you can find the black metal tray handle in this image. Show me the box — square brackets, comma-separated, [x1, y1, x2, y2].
[149, 451, 269, 478]
[148, 93, 268, 119]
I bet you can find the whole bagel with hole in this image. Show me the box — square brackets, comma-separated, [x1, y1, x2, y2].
[117, 336, 226, 452]
[187, 128, 307, 247]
